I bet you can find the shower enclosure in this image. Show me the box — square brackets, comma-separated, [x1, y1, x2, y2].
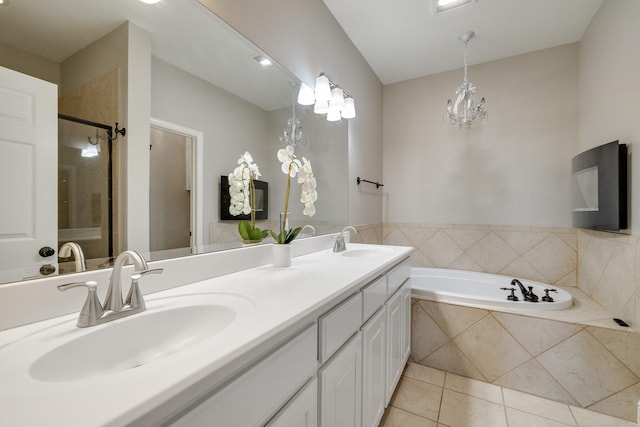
[57, 114, 114, 263]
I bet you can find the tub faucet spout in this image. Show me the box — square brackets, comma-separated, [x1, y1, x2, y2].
[511, 279, 538, 302]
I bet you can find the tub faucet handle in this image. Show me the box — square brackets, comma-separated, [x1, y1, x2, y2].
[542, 288, 557, 302]
[500, 287, 519, 301]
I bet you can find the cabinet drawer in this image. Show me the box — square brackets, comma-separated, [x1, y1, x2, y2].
[362, 275, 386, 322]
[266, 377, 318, 427]
[319, 292, 362, 363]
[171, 324, 317, 427]
[387, 259, 411, 297]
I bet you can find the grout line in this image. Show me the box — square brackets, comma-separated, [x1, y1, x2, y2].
[436, 372, 446, 425]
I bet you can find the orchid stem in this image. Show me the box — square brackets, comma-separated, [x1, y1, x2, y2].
[249, 174, 255, 228]
[282, 164, 292, 236]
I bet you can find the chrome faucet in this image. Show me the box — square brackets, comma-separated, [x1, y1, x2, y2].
[333, 226, 358, 253]
[511, 279, 538, 302]
[300, 224, 317, 237]
[58, 250, 163, 327]
[59, 242, 87, 272]
[104, 250, 149, 312]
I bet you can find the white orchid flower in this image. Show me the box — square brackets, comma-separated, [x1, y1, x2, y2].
[228, 151, 262, 218]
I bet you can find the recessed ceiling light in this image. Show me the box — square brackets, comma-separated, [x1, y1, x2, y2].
[253, 55, 274, 68]
[0, 0, 9, 6]
[434, 0, 475, 14]
[138, 0, 160, 4]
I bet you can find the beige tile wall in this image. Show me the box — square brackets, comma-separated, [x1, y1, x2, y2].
[577, 229, 638, 326]
[411, 299, 640, 422]
[383, 223, 577, 286]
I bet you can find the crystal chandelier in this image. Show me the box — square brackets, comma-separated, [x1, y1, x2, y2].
[446, 30, 487, 128]
[280, 84, 307, 147]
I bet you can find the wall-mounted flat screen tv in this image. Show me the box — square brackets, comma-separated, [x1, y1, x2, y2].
[572, 141, 627, 231]
[220, 175, 268, 221]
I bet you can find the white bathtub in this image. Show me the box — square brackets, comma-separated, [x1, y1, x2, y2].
[411, 268, 572, 311]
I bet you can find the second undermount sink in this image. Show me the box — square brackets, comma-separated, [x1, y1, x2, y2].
[342, 248, 392, 258]
[29, 293, 254, 383]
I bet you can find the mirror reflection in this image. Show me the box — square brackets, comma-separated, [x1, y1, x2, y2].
[0, 0, 348, 284]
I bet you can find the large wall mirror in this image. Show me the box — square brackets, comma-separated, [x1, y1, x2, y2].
[0, 0, 348, 284]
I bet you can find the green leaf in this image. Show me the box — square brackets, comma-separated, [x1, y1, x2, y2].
[239, 221, 266, 242]
[270, 230, 283, 244]
[238, 221, 252, 240]
[284, 227, 302, 244]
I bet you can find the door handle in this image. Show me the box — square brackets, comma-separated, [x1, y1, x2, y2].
[39, 246, 55, 257]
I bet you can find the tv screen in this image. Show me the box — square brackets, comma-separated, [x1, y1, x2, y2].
[571, 141, 627, 231]
[220, 175, 268, 221]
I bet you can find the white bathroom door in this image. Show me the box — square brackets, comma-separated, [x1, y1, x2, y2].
[0, 66, 58, 282]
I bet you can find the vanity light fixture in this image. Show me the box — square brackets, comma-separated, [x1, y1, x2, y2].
[446, 30, 486, 128]
[300, 72, 356, 121]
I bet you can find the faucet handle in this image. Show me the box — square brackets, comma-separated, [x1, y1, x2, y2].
[125, 268, 163, 310]
[58, 281, 104, 327]
[499, 287, 519, 301]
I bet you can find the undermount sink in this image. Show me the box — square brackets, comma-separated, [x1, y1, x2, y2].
[29, 293, 253, 382]
[342, 248, 392, 258]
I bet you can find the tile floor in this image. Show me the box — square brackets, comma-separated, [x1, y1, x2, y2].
[380, 363, 638, 427]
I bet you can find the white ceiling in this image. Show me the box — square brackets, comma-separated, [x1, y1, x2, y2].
[0, 0, 294, 111]
[322, 0, 604, 85]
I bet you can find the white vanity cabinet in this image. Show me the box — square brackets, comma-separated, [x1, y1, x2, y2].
[172, 256, 411, 427]
[320, 257, 411, 427]
[170, 324, 317, 427]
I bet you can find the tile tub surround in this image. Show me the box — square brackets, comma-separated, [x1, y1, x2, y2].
[380, 363, 638, 427]
[383, 223, 577, 287]
[410, 298, 640, 422]
[577, 229, 638, 327]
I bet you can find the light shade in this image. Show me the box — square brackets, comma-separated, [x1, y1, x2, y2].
[81, 144, 99, 158]
[326, 106, 342, 122]
[297, 82, 315, 105]
[314, 74, 331, 104]
[341, 97, 356, 119]
[314, 100, 329, 114]
[329, 87, 345, 109]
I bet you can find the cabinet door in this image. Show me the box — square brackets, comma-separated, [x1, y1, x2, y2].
[320, 332, 362, 427]
[267, 378, 318, 427]
[401, 281, 412, 363]
[361, 307, 386, 427]
[171, 325, 317, 427]
[385, 289, 403, 405]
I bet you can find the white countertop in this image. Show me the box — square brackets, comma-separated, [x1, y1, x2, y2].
[0, 243, 412, 426]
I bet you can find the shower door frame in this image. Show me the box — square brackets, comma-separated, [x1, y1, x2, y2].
[58, 114, 114, 258]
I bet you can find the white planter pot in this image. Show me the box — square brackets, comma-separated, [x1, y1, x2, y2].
[272, 244, 292, 267]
